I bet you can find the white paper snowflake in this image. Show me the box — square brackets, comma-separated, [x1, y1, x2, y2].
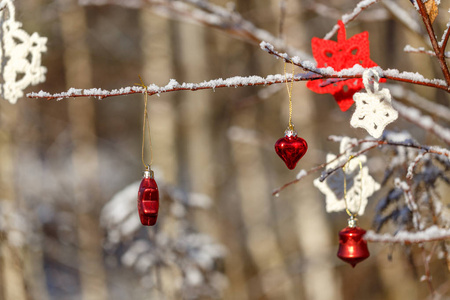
[0, 0, 47, 104]
[350, 69, 398, 138]
[313, 138, 380, 216]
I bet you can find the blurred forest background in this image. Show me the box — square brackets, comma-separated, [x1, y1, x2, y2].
[0, 0, 449, 299]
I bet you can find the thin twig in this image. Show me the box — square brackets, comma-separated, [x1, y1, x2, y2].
[272, 139, 449, 195]
[406, 152, 426, 180]
[318, 144, 379, 182]
[323, 0, 380, 40]
[420, 243, 435, 296]
[365, 226, 450, 244]
[334, 139, 444, 183]
[306, 1, 387, 22]
[382, 0, 431, 47]
[387, 83, 450, 122]
[81, 0, 312, 60]
[398, 179, 423, 231]
[404, 45, 450, 58]
[440, 18, 450, 51]
[416, 0, 450, 85]
[393, 100, 450, 145]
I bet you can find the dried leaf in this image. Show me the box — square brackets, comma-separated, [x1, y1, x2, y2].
[425, 0, 438, 24]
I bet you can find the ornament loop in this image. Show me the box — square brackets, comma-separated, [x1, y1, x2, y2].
[284, 62, 296, 130]
[343, 155, 363, 217]
[362, 68, 381, 95]
[136, 75, 154, 169]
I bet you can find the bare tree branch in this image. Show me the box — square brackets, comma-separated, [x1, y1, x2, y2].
[440, 17, 450, 51]
[323, 0, 380, 40]
[381, 0, 430, 46]
[365, 226, 450, 244]
[404, 45, 450, 58]
[393, 100, 450, 145]
[388, 83, 450, 122]
[415, 0, 450, 85]
[272, 138, 449, 195]
[80, 0, 312, 60]
[26, 73, 323, 100]
[262, 42, 450, 92]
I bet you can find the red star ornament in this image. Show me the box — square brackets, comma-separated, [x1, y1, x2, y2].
[306, 20, 383, 112]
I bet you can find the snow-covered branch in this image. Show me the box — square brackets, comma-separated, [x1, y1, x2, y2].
[261, 42, 450, 92]
[80, 0, 312, 60]
[439, 17, 450, 50]
[387, 83, 450, 122]
[381, 0, 429, 46]
[404, 45, 450, 58]
[323, 0, 380, 40]
[365, 226, 450, 244]
[27, 74, 323, 100]
[272, 137, 449, 196]
[306, 1, 388, 23]
[28, 38, 450, 101]
[392, 100, 450, 145]
[415, 0, 450, 85]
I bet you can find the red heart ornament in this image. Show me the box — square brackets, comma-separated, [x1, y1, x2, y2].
[275, 130, 308, 170]
[137, 169, 159, 226]
[337, 226, 370, 267]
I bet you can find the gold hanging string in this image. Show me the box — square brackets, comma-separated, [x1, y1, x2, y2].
[136, 76, 153, 170]
[284, 62, 295, 131]
[342, 155, 363, 218]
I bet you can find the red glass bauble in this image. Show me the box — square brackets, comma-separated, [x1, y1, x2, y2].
[274, 130, 308, 170]
[137, 170, 159, 226]
[337, 226, 370, 267]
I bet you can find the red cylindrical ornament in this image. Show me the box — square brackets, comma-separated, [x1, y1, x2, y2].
[337, 219, 370, 267]
[274, 129, 308, 170]
[137, 169, 159, 226]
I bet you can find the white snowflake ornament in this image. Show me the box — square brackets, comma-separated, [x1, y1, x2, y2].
[350, 69, 398, 138]
[313, 138, 380, 216]
[0, 0, 47, 104]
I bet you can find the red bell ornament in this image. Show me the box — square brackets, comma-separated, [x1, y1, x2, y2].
[275, 129, 308, 170]
[337, 218, 370, 267]
[137, 169, 159, 226]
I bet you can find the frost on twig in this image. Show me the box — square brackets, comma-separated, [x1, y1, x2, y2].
[79, 0, 312, 60]
[28, 41, 450, 101]
[313, 138, 380, 216]
[261, 42, 450, 91]
[306, 1, 388, 22]
[323, 0, 380, 40]
[388, 83, 450, 122]
[404, 45, 450, 58]
[373, 130, 449, 236]
[406, 152, 426, 179]
[27, 74, 321, 100]
[382, 0, 428, 44]
[365, 225, 450, 243]
[438, 17, 450, 49]
[273, 132, 449, 195]
[392, 100, 450, 145]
